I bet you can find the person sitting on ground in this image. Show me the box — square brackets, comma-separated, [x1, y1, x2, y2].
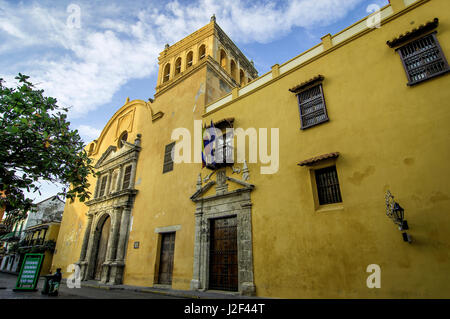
[51, 268, 62, 283]
[48, 268, 62, 296]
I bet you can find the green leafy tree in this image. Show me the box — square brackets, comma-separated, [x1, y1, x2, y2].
[0, 74, 97, 219]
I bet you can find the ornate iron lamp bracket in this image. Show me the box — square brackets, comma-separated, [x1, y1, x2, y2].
[385, 190, 411, 243]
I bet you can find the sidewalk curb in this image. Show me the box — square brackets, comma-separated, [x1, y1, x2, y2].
[138, 288, 199, 299]
[77, 282, 204, 299]
[60, 279, 259, 299]
[81, 283, 124, 291]
[0, 270, 19, 276]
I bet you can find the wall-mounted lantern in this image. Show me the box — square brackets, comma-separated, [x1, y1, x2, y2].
[392, 202, 408, 231]
[386, 190, 412, 243]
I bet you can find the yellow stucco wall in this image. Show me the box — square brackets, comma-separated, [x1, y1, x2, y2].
[52, 0, 450, 298]
[202, 0, 450, 298]
[122, 68, 209, 288]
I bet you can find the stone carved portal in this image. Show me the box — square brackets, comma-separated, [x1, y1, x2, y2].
[190, 168, 256, 296]
[77, 134, 141, 285]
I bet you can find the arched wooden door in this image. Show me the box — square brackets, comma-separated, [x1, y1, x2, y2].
[94, 216, 111, 281]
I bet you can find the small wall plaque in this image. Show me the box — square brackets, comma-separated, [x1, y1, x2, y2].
[134, 241, 139, 249]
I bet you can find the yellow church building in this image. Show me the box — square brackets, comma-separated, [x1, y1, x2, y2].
[52, 0, 450, 298]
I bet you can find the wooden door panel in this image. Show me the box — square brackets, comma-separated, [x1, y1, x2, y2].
[209, 217, 238, 291]
[158, 232, 175, 285]
[94, 217, 111, 280]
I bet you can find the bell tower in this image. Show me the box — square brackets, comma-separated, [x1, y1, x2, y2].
[154, 15, 258, 99]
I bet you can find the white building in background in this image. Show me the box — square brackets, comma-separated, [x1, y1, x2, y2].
[24, 196, 64, 229]
[0, 195, 65, 273]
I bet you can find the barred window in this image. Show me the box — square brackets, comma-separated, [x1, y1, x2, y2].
[163, 142, 176, 174]
[122, 165, 132, 190]
[296, 84, 329, 129]
[98, 175, 108, 197]
[315, 166, 342, 205]
[398, 32, 449, 86]
[215, 132, 234, 165]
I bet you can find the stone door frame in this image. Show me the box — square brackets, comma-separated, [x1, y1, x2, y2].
[190, 171, 256, 296]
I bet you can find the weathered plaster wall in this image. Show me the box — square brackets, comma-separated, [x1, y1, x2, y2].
[53, 0, 450, 298]
[202, 0, 450, 298]
[26, 197, 64, 229]
[51, 102, 149, 277]
[205, 64, 234, 106]
[122, 67, 208, 289]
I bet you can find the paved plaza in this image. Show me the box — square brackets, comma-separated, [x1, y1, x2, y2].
[0, 272, 179, 299]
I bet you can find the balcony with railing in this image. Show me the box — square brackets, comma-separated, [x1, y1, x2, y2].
[205, 137, 234, 170]
[20, 237, 45, 247]
[17, 238, 55, 254]
[0, 230, 23, 242]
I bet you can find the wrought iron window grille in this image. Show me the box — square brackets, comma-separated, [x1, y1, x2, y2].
[314, 166, 342, 205]
[396, 32, 450, 86]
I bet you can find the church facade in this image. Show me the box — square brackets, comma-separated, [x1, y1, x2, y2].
[52, 0, 450, 298]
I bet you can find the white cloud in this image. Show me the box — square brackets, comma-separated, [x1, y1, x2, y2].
[0, 19, 27, 39]
[148, 0, 364, 44]
[0, 0, 364, 119]
[77, 125, 102, 142]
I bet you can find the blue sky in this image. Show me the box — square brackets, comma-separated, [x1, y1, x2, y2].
[0, 0, 388, 202]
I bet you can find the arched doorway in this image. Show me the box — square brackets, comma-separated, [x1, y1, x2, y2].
[94, 215, 111, 281]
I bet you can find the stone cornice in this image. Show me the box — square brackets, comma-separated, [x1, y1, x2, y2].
[95, 145, 117, 168]
[95, 144, 141, 171]
[191, 186, 254, 203]
[190, 181, 216, 201]
[85, 189, 138, 207]
[158, 23, 215, 61]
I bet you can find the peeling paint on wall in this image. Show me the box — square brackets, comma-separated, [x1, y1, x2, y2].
[154, 211, 166, 219]
[26, 196, 64, 229]
[348, 166, 376, 186]
[193, 82, 205, 112]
